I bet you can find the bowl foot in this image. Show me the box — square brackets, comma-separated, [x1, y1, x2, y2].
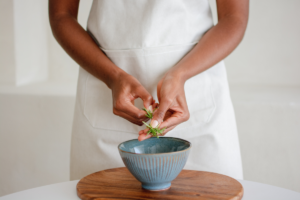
[142, 182, 171, 191]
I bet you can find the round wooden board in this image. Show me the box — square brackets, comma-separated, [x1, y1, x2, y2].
[77, 167, 243, 200]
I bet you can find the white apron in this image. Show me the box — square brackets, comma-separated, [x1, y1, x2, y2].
[70, 0, 243, 180]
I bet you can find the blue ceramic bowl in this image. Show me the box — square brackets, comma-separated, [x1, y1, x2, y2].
[118, 137, 191, 191]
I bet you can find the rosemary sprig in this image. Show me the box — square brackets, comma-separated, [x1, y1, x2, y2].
[142, 107, 157, 119]
[142, 107, 165, 138]
[142, 121, 166, 138]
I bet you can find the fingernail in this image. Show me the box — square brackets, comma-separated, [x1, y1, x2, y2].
[148, 105, 153, 112]
[150, 120, 158, 127]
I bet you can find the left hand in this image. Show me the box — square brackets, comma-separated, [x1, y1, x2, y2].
[138, 71, 190, 141]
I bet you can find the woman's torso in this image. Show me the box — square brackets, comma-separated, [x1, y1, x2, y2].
[70, 0, 243, 180]
[83, 0, 218, 133]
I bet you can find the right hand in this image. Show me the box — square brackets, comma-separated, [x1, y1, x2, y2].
[138, 71, 189, 141]
[110, 72, 154, 126]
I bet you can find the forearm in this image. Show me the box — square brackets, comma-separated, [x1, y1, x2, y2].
[49, 13, 123, 88]
[171, 9, 248, 82]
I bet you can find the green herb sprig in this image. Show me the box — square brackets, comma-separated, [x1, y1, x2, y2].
[142, 121, 166, 138]
[142, 107, 156, 119]
[142, 107, 165, 138]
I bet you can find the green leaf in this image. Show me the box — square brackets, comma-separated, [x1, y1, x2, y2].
[143, 107, 154, 119]
[142, 121, 166, 139]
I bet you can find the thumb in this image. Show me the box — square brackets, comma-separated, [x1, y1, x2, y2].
[135, 86, 153, 109]
[151, 98, 172, 127]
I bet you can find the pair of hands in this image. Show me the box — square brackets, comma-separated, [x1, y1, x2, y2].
[110, 71, 190, 141]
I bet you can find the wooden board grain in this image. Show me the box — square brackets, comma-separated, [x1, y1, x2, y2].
[77, 167, 243, 200]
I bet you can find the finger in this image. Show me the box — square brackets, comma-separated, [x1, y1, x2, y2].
[143, 117, 150, 123]
[160, 96, 189, 128]
[151, 97, 173, 125]
[115, 109, 148, 126]
[147, 100, 157, 112]
[134, 86, 153, 109]
[152, 102, 159, 110]
[138, 133, 152, 141]
[125, 115, 144, 126]
[116, 99, 149, 121]
[138, 125, 176, 141]
[148, 105, 153, 112]
[159, 111, 188, 129]
[148, 103, 159, 114]
[139, 128, 149, 135]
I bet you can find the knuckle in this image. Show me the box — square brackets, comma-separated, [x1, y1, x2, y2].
[183, 112, 190, 121]
[112, 108, 119, 116]
[115, 100, 124, 110]
[164, 98, 173, 104]
[135, 85, 144, 92]
[136, 113, 144, 119]
[157, 111, 165, 120]
[145, 95, 152, 102]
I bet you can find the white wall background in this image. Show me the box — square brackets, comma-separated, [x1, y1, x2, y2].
[0, 0, 92, 196]
[0, 0, 299, 197]
[221, 0, 300, 192]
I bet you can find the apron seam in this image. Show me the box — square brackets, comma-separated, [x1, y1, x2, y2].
[83, 73, 92, 128]
[205, 72, 217, 123]
[142, 48, 148, 93]
[99, 42, 199, 57]
[99, 42, 198, 51]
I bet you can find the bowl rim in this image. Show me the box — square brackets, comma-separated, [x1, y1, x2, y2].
[118, 137, 192, 155]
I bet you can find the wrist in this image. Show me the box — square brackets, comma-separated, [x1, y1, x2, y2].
[106, 67, 126, 89]
[167, 67, 188, 85]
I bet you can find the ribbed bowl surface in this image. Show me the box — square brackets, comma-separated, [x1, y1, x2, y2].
[118, 137, 191, 190]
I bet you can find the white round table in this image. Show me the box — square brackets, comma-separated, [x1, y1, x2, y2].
[0, 180, 299, 200]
